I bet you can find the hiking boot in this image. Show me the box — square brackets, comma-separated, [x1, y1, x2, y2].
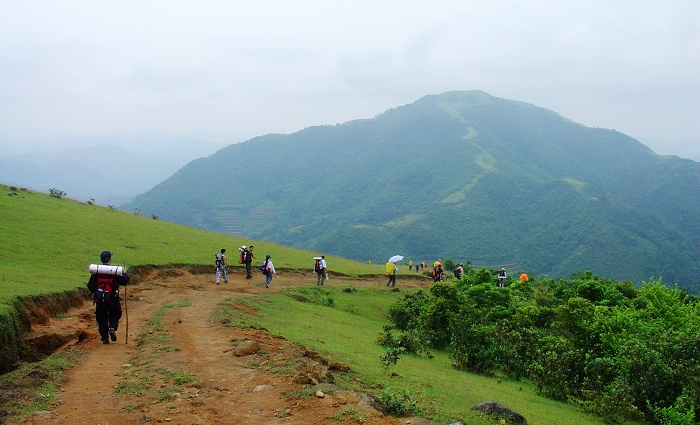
[109, 328, 117, 342]
[101, 337, 109, 344]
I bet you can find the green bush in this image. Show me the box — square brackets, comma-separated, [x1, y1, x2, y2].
[377, 387, 419, 417]
[380, 274, 700, 424]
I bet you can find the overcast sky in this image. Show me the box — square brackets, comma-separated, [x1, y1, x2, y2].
[1, 1, 698, 161]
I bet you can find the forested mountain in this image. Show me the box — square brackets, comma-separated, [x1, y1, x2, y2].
[126, 91, 700, 291]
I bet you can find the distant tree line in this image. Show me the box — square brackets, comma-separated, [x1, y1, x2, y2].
[378, 269, 700, 424]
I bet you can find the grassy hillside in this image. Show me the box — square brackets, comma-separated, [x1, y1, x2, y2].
[221, 285, 614, 425]
[0, 183, 640, 425]
[125, 90, 700, 292]
[0, 184, 388, 316]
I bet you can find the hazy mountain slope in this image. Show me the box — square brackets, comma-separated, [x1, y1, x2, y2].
[126, 90, 700, 291]
[0, 135, 220, 206]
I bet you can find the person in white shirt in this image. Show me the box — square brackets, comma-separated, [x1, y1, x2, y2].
[315, 255, 328, 285]
[263, 254, 276, 288]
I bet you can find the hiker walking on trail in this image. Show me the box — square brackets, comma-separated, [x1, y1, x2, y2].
[432, 260, 443, 282]
[244, 245, 256, 279]
[386, 261, 398, 287]
[215, 248, 229, 284]
[314, 256, 327, 285]
[520, 272, 529, 282]
[261, 254, 276, 288]
[408, 260, 413, 271]
[87, 251, 129, 344]
[454, 263, 464, 280]
[497, 268, 507, 288]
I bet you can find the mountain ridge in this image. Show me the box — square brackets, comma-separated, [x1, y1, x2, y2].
[126, 90, 700, 291]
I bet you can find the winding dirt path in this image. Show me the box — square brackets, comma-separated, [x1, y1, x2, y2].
[17, 269, 428, 425]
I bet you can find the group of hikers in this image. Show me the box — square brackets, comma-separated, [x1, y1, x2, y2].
[86, 247, 529, 347]
[386, 258, 529, 287]
[214, 245, 277, 288]
[213, 246, 330, 288]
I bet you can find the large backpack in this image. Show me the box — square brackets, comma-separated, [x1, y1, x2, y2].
[94, 275, 117, 304]
[314, 259, 322, 273]
[239, 250, 246, 264]
[215, 253, 223, 267]
[432, 266, 442, 281]
[259, 259, 269, 275]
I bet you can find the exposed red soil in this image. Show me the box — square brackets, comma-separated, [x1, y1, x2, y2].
[16, 269, 436, 425]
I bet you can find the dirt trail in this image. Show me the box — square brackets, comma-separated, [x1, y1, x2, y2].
[17, 269, 427, 425]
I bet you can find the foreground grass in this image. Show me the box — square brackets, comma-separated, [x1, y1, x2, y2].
[0, 184, 387, 315]
[0, 349, 85, 421]
[116, 299, 197, 408]
[224, 285, 619, 425]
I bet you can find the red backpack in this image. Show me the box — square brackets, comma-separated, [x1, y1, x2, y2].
[94, 276, 117, 304]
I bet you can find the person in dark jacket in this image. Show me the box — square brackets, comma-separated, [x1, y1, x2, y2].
[244, 245, 256, 279]
[87, 251, 129, 344]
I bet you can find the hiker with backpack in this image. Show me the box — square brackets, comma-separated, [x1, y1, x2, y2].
[432, 260, 443, 282]
[87, 251, 129, 344]
[314, 256, 327, 285]
[244, 245, 256, 279]
[497, 268, 507, 288]
[258, 254, 276, 288]
[453, 263, 464, 280]
[215, 248, 229, 284]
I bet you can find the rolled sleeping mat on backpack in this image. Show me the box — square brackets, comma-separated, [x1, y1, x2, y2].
[88, 264, 124, 276]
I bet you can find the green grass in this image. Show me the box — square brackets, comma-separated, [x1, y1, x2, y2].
[116, 298, 198, 405]
[0, 348, 85, 421]
[0, 184, 634, 424]
[0, 184, 388, 314]
[233, 285, 615, 425]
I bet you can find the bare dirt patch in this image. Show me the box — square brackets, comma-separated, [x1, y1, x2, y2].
[13, 269, 430, 425]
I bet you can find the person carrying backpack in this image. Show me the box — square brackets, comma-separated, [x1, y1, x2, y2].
[497, 268, 507, 288]
[454, 263, 464, 280]
[87, 251, 129, 344]
[432, 260, 443, 282]
[260, 254, 276, 288]
[314, 256, 327, 285]
[244, 245, 256, 279]
[215, 248, 229, 284]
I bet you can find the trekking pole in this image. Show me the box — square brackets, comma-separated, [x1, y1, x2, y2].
[123, 262, 129, 345]
[124, 284, 129, 344]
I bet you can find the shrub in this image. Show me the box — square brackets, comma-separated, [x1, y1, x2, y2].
[48, 188, 66, 198]
[377, 388, 419, 416]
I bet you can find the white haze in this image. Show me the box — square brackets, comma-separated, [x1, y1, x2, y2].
[1, 0, 698, 161]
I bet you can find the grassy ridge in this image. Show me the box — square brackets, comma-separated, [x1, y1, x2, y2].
[0, 184, 388, 315]
[2, 183, 618, 424]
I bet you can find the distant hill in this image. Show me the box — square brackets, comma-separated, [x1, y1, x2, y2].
[0, 134, 220, 206]
[126, 90, 700, 291]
